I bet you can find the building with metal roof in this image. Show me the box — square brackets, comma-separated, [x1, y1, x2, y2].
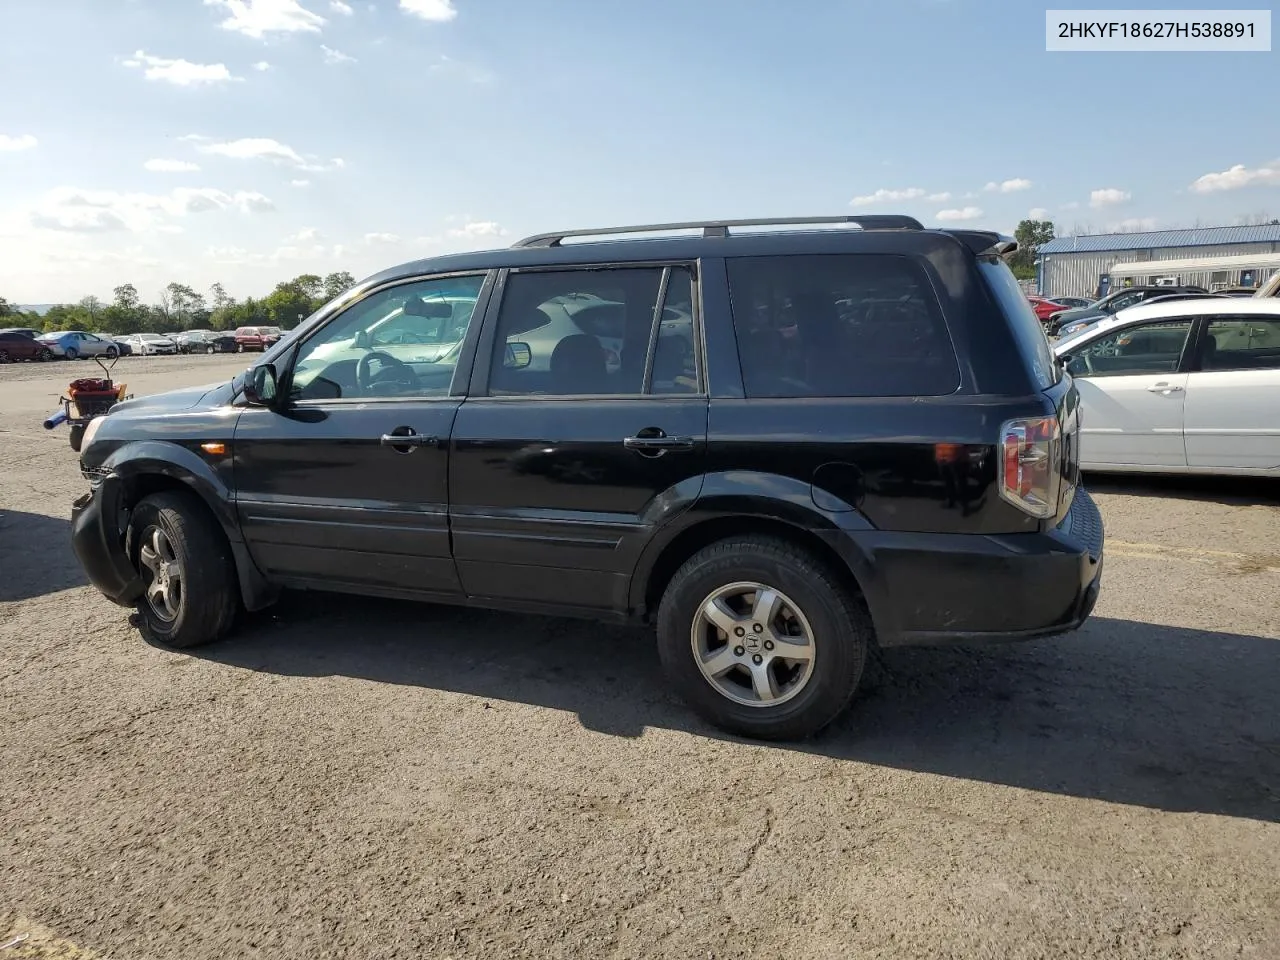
[1037, 223, 1280, 299]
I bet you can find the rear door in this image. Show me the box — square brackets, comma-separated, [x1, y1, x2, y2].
[1063, 318, 1196, 469]
[1183, 314, 1280, 471]
[449, 262, 708, 614]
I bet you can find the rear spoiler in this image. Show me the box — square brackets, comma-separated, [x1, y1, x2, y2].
[943, 230, 1019, 259]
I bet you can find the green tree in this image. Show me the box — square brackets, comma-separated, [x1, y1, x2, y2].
[113, 283, 141, 311]
[1010, 219, 1055, 280]
[323, 271, 356, 301]
[0, 296, 13, 318]
[265, 274, 326, 328]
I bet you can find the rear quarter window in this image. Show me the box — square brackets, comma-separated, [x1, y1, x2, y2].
[978, 259, 1059, 390]
[726, 253, 959, 399]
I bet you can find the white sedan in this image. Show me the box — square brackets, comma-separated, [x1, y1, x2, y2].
[1054, 298, 1280, 476]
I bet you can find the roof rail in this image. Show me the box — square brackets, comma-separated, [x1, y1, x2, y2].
[512, 215, 925, 248]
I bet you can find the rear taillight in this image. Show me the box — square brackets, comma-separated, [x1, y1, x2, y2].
[998, 416, 1061, 519]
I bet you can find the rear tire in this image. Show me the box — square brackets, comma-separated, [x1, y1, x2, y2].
[65, 348, 79, 360]
[68, 424, 85, 452]
[105, 347, 118, 359]
[656, 536, 870, 741]
[39, 348, 53, 362]
[206, 344, 215, 355]
[126, 491, 239, 649]
[0, 349, 9, 363]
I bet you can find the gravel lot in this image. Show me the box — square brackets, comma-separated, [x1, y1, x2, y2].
[1, 355, 1278, 960]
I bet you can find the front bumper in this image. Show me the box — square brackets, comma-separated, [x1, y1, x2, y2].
[866, 487, 1105, 646]
[71, 476, 144, 607]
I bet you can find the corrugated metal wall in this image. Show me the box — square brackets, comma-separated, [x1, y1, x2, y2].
[1040, 242, 1280, 298]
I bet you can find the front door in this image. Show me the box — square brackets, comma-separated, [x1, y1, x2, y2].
[233, 271, 492, 597]
[449, 263, 708, 614]
[1066, 318, 1195, 468]
[1183, 314, 1280, 471]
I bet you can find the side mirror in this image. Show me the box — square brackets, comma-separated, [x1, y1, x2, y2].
[244, 363, 279, 407]
[504, 341, 532, 369]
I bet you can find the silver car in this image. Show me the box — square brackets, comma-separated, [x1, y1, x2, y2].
[36, 330, 121, 360]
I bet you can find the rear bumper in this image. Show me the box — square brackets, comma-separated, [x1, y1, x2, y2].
[861, 487, 1105, 647]
[70, 477, 144, 607]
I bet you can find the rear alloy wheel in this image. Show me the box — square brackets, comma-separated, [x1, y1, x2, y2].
[105, 346, 118, 360]
[127, 491, 239, 649]
[65, 348, 79, 360]
[0, 348, 9, 363]
[39, 348, 53, 362]
[205, 344, 215, 355]
[657, 536, 871, 741]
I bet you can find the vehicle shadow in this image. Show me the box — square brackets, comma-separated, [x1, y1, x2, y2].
[197, 595, 1280, 823]
[1085, 471, 1280, 506]
[0, 509, 86, 601]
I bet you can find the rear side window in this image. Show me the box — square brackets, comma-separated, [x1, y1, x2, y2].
[726, 254, 958, 398]
[978, 259, 1058, 390]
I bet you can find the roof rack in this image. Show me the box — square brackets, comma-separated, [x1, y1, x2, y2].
[512, 215, 925, 248]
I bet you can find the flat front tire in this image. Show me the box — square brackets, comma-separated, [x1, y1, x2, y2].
[656, 536, 871, 741]
[126, 491, 239, 649]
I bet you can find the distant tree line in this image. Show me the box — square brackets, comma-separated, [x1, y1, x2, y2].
[0, 272, 357, 335]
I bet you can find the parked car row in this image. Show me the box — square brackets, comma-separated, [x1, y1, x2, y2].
[0, 325, 286, 363]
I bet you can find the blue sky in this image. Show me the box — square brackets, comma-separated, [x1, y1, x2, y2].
[1, 0, 1277, 303]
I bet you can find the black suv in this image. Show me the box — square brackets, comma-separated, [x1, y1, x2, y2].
[70, 216, 1104, 741]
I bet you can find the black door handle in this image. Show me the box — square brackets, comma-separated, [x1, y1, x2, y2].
[380, 427, 437, 453]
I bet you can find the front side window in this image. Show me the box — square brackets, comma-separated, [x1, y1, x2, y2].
[1200, 316, 1280, 371]
[487, 265, 698, 397]
[727, 253, 958, 399]
[288, 274, 486, 401]
[1064, 319, 1193, 377]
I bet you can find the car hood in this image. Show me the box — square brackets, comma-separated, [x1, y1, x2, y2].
[1051, 306, 1106, 323]
[109, 380, 234, 417]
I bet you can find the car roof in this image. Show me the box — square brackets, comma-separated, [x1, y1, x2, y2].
[1053, 295, 1280, 351]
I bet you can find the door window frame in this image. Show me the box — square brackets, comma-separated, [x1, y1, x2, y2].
[1185, 313, 1280, 373]
[465, 260, 707, 401]
[1066, 317, 1199, 378]
[274, 269, 499, 407]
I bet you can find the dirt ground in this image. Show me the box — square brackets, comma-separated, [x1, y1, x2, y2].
[1, 355, 1278, 960]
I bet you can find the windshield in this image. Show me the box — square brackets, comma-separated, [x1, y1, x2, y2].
[978, 258, 1059, 389]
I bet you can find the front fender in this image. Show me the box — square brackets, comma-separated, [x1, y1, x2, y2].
[103, 440, 240, 541]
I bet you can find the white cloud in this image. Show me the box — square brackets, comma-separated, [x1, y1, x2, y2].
[321, 44, 356, 64]
[27, 186, 275, 234]
[204, 0, 326, 38]
[984, 178, 1033, 194]
[364, 232, 402, 244]
[331, 0, 354, 12]
[197, 137, 306, 165]
[1028, 207, 1050, 220]
[927, 192, 951, 202]
[253, 61, 271, 71]
[122, 50, 239, 85]
[290, 227, 323, 241]
[290, 179, 312, 187]
[1089, 188, 1130, 208]
[1189, 162, 1280, 193]
[447, 220, 504, 239]
[850, 187, 926, 207]
[0, 134, 37, 152]
[145, 158, 201, 173]
[1107, 217, 1159, 232]
[400, 0, 457, 21]
[935, 206, 984, 222]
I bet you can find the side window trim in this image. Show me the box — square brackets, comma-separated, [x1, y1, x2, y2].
[1073, 318, 1196, 378]
[469, 260, 705, 401]
[281, 268, 495, 405]
[1191, 313, 1280, 374]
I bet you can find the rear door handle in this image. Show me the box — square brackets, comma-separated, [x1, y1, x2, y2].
[623, 431, 696, 456]
[1146, 383, 1184, 393]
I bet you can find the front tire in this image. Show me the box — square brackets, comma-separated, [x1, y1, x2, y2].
[65, 348, 79, 361]
[39, 348, 53, 362]
[105, 347, 118, 359]
[656, 536, 870, 741]
[205, 344, 215, 355]
[68, 423, 85, 452]
[127, 491, 239, 649]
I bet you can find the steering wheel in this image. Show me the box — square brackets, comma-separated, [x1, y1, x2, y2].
[357, 350, 416, 394]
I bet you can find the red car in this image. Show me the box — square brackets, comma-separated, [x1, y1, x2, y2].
[233, 325, 283, 352]
[1026, 295, 1072, 323]
[0, 329, 55, 362]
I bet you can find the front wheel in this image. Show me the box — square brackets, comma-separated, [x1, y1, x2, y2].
[105, 347, 118, 359]
[656, 536, 871, 741]
[236, 343, 245, 353]
[65, 348, 79, 361]
[127, 491, 239, 649]
[205, 344, 215, 355]
[0, 348, 9, 363]
[39, 348, 53, 362]
[68, 423, 85, 452]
